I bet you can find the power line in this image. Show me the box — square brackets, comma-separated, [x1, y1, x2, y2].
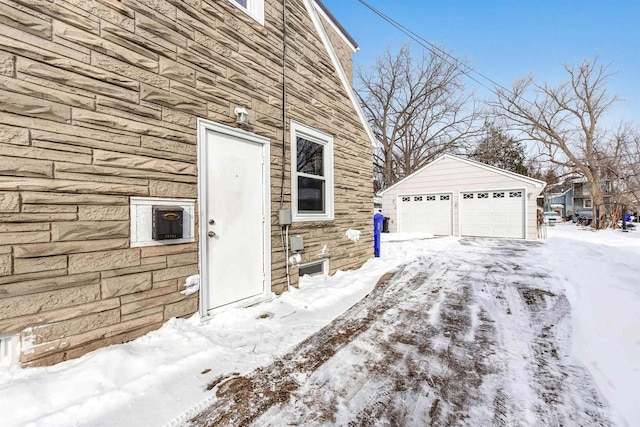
[355, 0, 535, 106]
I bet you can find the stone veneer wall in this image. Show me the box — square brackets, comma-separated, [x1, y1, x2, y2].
[0, 0, 373, 367]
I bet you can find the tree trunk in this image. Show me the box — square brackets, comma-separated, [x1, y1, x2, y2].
[384, 147, 394, 187]
[590, 177, 606, 227]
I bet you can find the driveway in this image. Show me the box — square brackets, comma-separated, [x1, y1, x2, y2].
[188, 238, 612, 426]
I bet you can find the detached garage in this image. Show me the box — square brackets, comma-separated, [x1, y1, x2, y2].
[380, 154, 546, 239]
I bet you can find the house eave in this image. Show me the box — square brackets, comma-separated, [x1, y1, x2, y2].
[304, 0, 377, 148]
[313, 0, 359, 52]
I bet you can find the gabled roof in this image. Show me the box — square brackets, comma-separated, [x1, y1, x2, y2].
[304, 0, 377, 148]
[314, 0, 358, 52]
[546, 188, 572, 200]
[379, 154, 547, 195]
[543, 181, 571, 194]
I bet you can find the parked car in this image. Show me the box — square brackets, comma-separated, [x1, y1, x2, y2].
[574, 210, 594, 226]
[543, 211, 562, 225]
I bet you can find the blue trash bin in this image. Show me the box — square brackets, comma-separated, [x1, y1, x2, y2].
[373, 213, 384, 257]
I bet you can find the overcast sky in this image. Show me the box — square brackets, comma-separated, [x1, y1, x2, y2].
[321, 0, 639, 127]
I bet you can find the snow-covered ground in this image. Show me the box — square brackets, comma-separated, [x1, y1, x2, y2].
[0, 225, 638, 426]
[537, 223, 640, 427]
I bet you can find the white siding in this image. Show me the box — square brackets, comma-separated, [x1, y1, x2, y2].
[381, 156, 544, 239]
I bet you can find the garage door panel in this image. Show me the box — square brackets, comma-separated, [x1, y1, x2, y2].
[398, 193, 452, 235]
[461, 190, 524, 238]
[473, 226, 492, 237]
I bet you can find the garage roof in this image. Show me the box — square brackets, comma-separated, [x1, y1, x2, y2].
[379, 154, 547, 195]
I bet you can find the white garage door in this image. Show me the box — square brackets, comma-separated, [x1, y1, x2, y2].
[460, 190, 524, 238]
[397, 193, 452, 235]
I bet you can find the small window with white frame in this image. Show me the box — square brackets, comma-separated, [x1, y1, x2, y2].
[227, 0, 264, 25]
[584, 199, 593, 208]
[299, 259, 328, 277]
[291, 121, 334, 222]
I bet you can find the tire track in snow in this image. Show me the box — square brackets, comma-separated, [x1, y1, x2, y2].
[187, 239, 613, 427]
[469, 239, 613, 426]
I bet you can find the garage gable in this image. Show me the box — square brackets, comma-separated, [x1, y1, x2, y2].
[380, 155, 545, 196]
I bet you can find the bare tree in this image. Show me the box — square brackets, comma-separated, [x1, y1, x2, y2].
[609, 126, 640, 211]
[357, 44, 478, 190]
[623, 132, 640, 211]
[525, 158, 562, 185]
[491, 58, 623, 224]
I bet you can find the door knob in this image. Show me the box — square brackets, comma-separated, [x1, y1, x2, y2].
[208, 219, 215, 225]
[208, 231, 216, 238]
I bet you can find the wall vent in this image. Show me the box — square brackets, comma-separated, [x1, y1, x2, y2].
[0, 334, 19, 368]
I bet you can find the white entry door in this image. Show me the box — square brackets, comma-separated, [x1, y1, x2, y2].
[460, 189, 524, 238]
[198, 120, 270, 314]
[397, 193, 452, 235]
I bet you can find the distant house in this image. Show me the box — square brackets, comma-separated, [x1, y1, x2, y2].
[571, 179, 612, 213]
[0, 0, 375, 367]
[380, 155, 546, 240]
[544, 178, 612, 218]
[544, 184, 573, 217]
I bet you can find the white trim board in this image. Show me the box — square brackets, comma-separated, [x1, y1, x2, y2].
[290, 120, 335, 222]
[304, 0, 378, 149]
[312, 0, 358, 52]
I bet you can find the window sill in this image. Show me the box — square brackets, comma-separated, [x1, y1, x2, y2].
[293, 214, 334, 223]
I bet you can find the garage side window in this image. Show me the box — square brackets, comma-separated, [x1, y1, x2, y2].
[291, 121, 334, 221]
